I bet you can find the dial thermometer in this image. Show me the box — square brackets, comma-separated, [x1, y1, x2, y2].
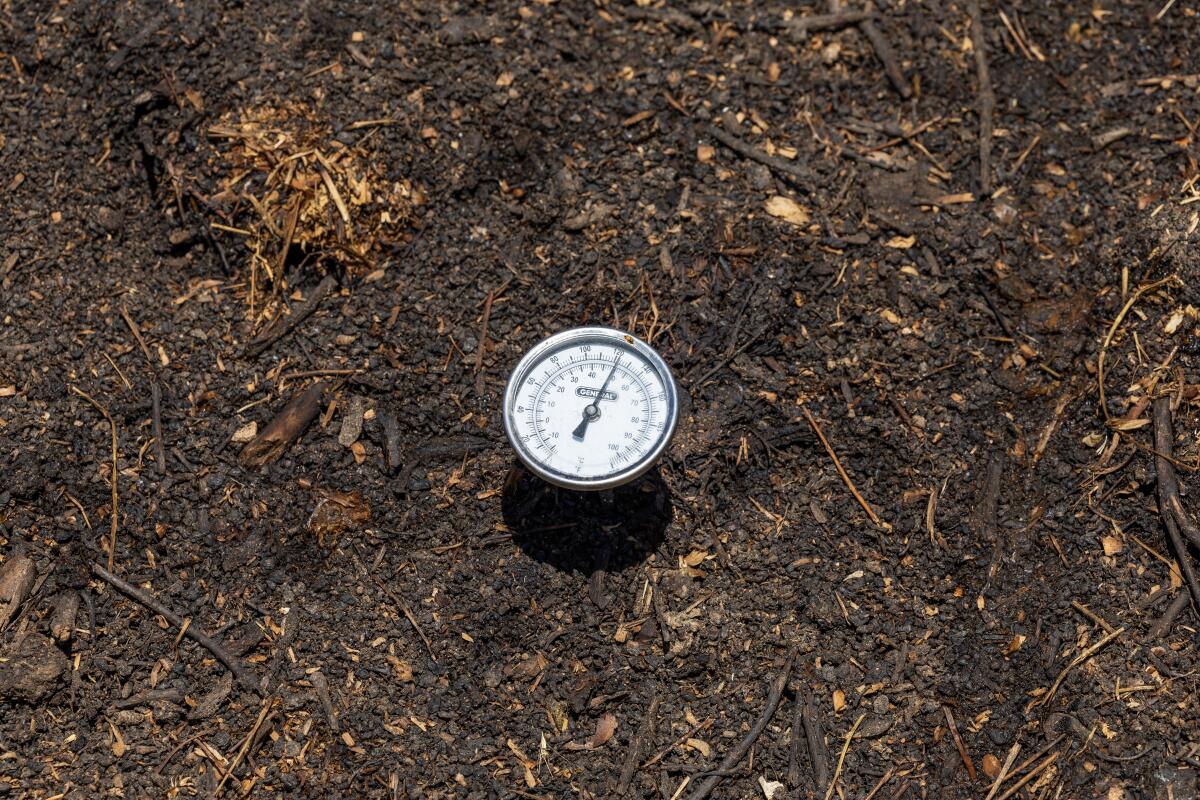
[503, 327, 679, 491]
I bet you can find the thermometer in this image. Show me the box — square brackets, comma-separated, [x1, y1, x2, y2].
[503, 327, 679, 491]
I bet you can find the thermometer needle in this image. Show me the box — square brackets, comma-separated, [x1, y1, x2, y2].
[572, 355, 620, 441]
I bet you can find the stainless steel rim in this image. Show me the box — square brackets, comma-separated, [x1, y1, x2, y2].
[503, 326, 678, 491]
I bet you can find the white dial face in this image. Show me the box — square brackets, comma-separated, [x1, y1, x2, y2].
[504, 329, 677, 489]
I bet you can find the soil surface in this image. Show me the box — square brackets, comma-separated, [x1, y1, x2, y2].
[3, 1, 1200, 798]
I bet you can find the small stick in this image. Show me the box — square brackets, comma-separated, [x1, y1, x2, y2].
[1070, 600, 1115, 634]
[91, 562, 260, 694]
[616, 694, 659, 795]
[859, 5, 912, 98]
[1152, 397, 1200, 615]
[314, 153, 352, 228]
[120, 305, 155, 367]
[1098, 278, 1175, 421]
[967, 0, 995, 193]
[369, 573, 436, 661]
[475, 289, 495, 374]
[705, 124, 811, 186]
[862, 767, 897, 800]
[72, 386, 119, 570]
[151, 380, 167, 476]
[983, 741, 1021, 800]
[783, 10, 875, 38]
[994, 750, 1059, 800]
[686, 651, 796, 800]
[213, 698, 273, 796]
[309, 670, 340, 733]
[688, 326, 765, 390]
[1002, 735, 1064, 786]
[244, 274, 338, 358]
[1132, 586, 1170, 613]
[273, 200, 300, 293]
[378, 408, 403, 474]
[801, 686, 831, 792]
[239, 383, 326, 468]
[787, 688, 804, 787]
[642, 718, 714, 769]
[942, 706, 976, 781]
[650, 581, 671, 648]
[1149, 591, 1191, 639]
[823, 713, 866, 800]
[801, 406, 885, 527]
[1032, 627, 1125, 709]
[155, 730, 210, 776]
[279, 368, 360, 382]
[826, 0, 910, 98]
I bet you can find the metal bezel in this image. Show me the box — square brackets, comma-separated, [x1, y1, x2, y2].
[503, 327, 679, 491]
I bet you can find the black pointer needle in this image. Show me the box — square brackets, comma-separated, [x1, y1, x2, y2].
[572, 354, 620, 441]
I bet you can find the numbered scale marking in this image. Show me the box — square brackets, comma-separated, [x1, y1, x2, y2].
[503, 327, 679, 490]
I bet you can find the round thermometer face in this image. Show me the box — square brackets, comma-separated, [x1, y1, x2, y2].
[503, 327, 678, 491]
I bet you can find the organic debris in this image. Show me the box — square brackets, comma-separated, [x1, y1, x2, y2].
[207, 104, 423, 298]
[307, 489, 372, 546]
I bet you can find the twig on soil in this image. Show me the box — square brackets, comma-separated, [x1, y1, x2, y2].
[368, 572, 437, 661]
[1154, 397, 1200, 552]
[475, 288, 495, 375]
[1098, 277, 1176, 422]
[279, 368, 359, 383]
[151, 380, 167, 476]
[688, 326, 765, 391]
[91, 562, 260, 694]
[685, 651, 796, 800]
[967, 0, 995, 193]
[155, 730, 211, 776]
[244, 274, 338, 358]
[378, 407, 403, 473]
[975, 453, 1007, 602]
[783, 10, 875, 38]
[309, 670, 341, 733]
[1008, 738, 1065, 782]
[799, 684, 831, 792]
[1032, 387, 1080, 465]
[827, 0, 911, 98]
[1031, 627, 1125, 709]
[1070, 600, 1115, 634]
[120, 304, 156, 367]
[273, 200, 301, 299]
[801, 406, 886, 528]
[239, 383, 326, 467]
[942, 706, 976, 781]
[214, 698, 274, 796]
[823, 713, 865, 800]
[1151, 396, 1200, 619]
[642, 717, 714, 769]
[982, 741, 1021, 800]
[1149, 591, 1191, 639]
[994, 748, 1060, 800]
[71, 386, 119, 571]
[705, 124, 811, 186]
[314, 153, 352, 229]
[858, 4, 912, 99]
[787, 689, 804, 788]
[861, 768, 898, 800]
[650, 581, 671, 648]
[616, 694, 659, 795]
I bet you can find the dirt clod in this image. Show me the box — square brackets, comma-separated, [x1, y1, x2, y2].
[0, 633, 67, 704]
